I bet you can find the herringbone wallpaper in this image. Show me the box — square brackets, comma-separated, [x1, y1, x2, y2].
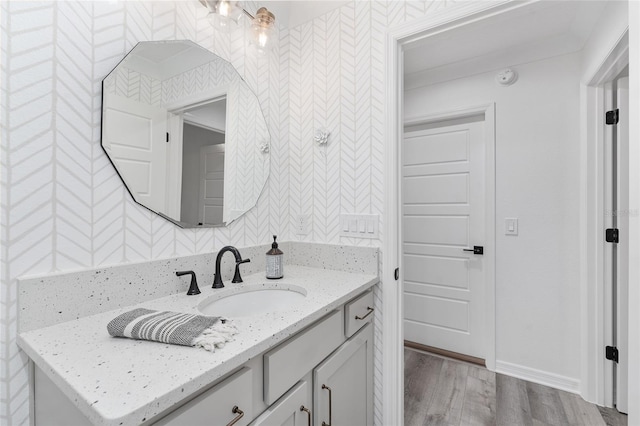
[1, 1, 448, 424]
[0, 1, 283, 423]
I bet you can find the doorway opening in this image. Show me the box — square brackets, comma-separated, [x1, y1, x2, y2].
[180, 100, 227, 226]
[167, 95, 227, 226]
[383, 2, 631, 424]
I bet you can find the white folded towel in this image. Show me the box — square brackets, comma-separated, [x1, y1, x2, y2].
[107, 308, 237, 352]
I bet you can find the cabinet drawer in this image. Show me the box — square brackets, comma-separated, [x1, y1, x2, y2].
[264, 310, 343, 405]
[344, 290, 374, 337]
[153, 367, 253, 426]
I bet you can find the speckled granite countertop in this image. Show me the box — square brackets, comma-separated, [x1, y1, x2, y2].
[17, 265, 378, 426]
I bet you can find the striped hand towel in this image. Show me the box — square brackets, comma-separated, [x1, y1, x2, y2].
[107, 308, 237, 352]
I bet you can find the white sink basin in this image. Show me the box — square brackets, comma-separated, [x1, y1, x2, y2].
[198, 286, 307, 318]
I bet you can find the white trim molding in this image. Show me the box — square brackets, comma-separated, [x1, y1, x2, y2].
[496, 361, 581, 395]
[580, 29, 629, 407]
[627, 3, 640, 424]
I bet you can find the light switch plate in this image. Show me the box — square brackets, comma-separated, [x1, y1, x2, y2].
[340, 214, 379, 239]
[505, 217, 518, 235]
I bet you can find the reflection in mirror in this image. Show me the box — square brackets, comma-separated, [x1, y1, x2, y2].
[101, 40, 270, 228]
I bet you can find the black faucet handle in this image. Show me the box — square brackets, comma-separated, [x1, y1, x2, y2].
[232, 258, 251, 283]
[176, 271, 201, 296]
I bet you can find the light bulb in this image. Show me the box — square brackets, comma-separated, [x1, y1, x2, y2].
[207, 0, 239, 33]
[217, 1, 230, 17]
[258, 31, 268, 48]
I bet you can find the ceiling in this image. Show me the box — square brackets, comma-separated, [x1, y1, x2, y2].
[184, 98, 227, 132]
[403, 1, 609, 87]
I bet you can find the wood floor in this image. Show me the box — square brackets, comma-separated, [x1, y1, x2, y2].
[404, 348, 628, 426]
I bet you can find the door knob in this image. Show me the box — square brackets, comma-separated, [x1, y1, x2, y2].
[463, 246, 483, 255]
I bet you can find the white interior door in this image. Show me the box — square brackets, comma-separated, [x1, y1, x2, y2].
[102, 93, 168, 214]
[402, 118, 486, 359]
[198, 144, 225, 225]
[615, 76, 629, 414]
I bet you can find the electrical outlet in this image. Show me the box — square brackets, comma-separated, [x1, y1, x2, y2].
[296, 214, 310, 235]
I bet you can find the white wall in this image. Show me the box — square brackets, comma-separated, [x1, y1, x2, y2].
[404, 52, 583, 385]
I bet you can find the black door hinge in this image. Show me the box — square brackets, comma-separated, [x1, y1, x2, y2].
[394, 268, 399, 281]
[606, 228, 619, 243]
[166, 132, 170, 142]
[606, 109, 619, 125]
[606, 346, 619, 363]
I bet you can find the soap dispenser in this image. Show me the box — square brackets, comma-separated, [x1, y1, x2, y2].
[266, 235, 283, 279]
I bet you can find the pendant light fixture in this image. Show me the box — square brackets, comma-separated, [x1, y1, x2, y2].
[199, 0, 277, 53]
[248, 7, 276, 54]
[200, 0, 242, 32]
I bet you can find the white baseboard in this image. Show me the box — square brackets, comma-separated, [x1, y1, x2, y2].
[495, 360, 581, 394]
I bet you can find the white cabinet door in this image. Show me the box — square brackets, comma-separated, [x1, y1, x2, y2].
[251, 380, 312, 426]
[313, 324, 373, 426]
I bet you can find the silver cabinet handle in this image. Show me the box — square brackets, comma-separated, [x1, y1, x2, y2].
[227, 406, 244, 426]
[355, 307, 374, 320]
[321, 384, 332, 426]
[300, 405, 311, 426]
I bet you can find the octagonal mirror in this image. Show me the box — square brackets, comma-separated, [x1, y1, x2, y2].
[101, 40, 270, 228]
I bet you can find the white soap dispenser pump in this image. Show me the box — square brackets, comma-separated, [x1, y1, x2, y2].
[266, 235, 283, 279]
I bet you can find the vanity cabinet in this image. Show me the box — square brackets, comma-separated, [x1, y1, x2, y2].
[314, 324, 374, 426]
[31, 289, 375, 426]
[155, 289, 374, 426]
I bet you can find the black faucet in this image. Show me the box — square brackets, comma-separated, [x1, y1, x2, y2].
[213, 246, 251, 289]
[176, 271, 201, 295]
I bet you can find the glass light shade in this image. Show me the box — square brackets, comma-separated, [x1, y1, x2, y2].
[207, 0, 240, 33]
[249, 7, 276, 55]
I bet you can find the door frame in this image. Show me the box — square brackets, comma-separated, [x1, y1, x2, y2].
[581, 31, 630, 407]
[402, 103, 496, 362]
[165, 86, 229, 220]
[383, 1, 638, 425]
[383, 2, 515, 424]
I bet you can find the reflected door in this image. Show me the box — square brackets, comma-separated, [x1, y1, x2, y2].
[198, 144, 225, 225]
[103, 93, 168, 214]
[402, 119, 486, 359]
